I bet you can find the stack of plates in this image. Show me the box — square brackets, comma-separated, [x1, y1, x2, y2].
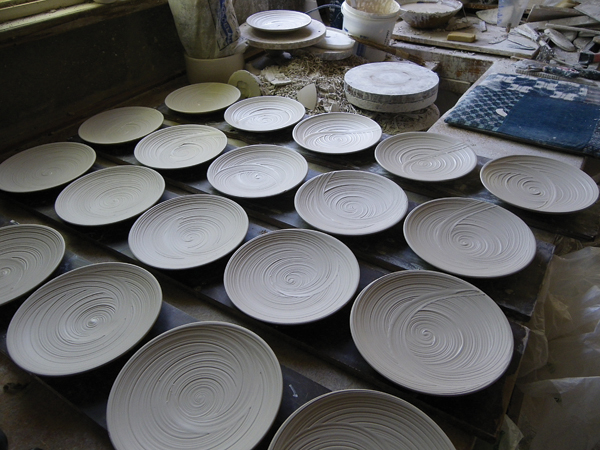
[269, 389, 455, 449]
[7, 262, 162, 376]
[128, 195, 249, 270]
[344, 62, 439, 113]
[0, 142, 96, 193]
[0, 224, 65, 306]
[403, 197, 537, 278]
[224, 229, 359, 324]
[294, 170, 408, 236]
[107, 321, 282, 450]
[55, 165, 165, 226]
[350, 270, 514, 395]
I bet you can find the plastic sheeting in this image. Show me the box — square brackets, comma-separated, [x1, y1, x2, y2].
[516, 247, 600, 450]
[167, 0, 245, 59]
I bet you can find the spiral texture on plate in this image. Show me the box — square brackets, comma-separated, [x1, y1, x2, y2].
[480, 155, 599, 213]
[207, 145, 308, 198]
[292, 112, 382, 154]
[350, 270, 513, 395]
[129, 194, 249, 270]
[78, 106, 164, 145]
[224, 229, 359, 324]
[375, 132, 477, 182]
[7, 262, 162, 376]
[403, 197, 536, 278]
[268, 389, 455, 450]
[164, 83, 241, 114]
[0, 224, 65, 306]
[55, 165, 165, 226]
[294, 170, 408, 235]
[107, 321, 283, 450]
[134, 124, 227, 169]
[224, 96, 305, 132]
[246, 10, 312, 32]
[0, 142, 96, 193]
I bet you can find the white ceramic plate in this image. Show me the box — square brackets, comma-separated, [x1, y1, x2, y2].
[134, 125, 227, 169]
[107, 321, 282, 450]
[78, 106, 164, 145]
[480, 155, 599, 213]
[403, 197, 536, 278]
[207, 145, 308, 198]
[224, 229, 359, 324]
[7, 262, 162, 376]
[351, 270, 514, 395]
[246, 10, 312, 33]
[375, 132, 477, 182]
[268, 389, 455, 450]
[129, 194, 249, 270]
[292, 112, 382, 154]
[55, 165, 165, 226]
[165, 83, 241, 114]
[0, 142, 96, 193]
[224, 96, 306, 132]
[0, 224, 65, 306]
[294, 170, 408, 236]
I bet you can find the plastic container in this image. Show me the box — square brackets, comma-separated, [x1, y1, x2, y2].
[341, 1, 401, 62]
[497, 0, 528, 30]
[184, 52, 245, 84]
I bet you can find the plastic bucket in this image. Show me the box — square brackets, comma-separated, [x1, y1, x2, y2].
[184, 52, 245, 84]
[341, 1, 401, 62]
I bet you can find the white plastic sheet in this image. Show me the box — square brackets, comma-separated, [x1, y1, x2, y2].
[516, 247, 600, 450]
[167, 0, 245, 59]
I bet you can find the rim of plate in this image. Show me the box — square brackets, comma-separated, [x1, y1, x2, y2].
[224, 96, 306, 132]
[246, 10, 312, 33]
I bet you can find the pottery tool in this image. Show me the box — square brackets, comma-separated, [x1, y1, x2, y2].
[579, 51, 600, 65]
[447, 31, 476, 43]
[348, 35, 426, 66]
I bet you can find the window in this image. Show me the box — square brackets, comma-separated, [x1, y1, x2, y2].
[0, 0, 87, 22]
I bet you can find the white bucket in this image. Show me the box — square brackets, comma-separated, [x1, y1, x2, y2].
[341, 1, 401, 62]
[184, 52, 245, 84]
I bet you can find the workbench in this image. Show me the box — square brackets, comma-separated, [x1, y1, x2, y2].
[0, 51, 598, 449]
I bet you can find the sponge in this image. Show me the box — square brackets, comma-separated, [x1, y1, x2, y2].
[447, 32, 477, 43]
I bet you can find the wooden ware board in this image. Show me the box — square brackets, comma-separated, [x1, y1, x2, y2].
[393, 20, 539, 59]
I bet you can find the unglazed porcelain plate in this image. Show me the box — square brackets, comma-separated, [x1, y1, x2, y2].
[224, 229, 359, 324]
[55, 166, 165, 226]
[128, 194, 249, 270]
[375, 132, 477, 181]
[246, 10, 312, 33]
[165, 83, 241, 114]
[294, 170, 408, 236]
[134, 125, 227, 169]
[107, 321, 282, 450]
[7, 262, 162, 376]
[268, 389, 455, 450]
[207, 145, 308, 198]
[350, 270, 514, 395]
[224, 96, 306, 132]
[403, 197, 536, 278]
[0, 224, 65, 306]
[480, 155, 599, 213]
[0, 142, 96, 193]
[78, 106, 164, 145]
[292, 112, 382, 154]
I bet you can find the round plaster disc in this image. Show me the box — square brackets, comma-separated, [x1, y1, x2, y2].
[344, 62, 439, 113]
[240, 20, 326, 50]
[314, 27, 355, 50]
[228, 70, 262, 98]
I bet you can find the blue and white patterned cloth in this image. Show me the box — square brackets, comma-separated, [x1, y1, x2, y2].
[445, 73, 600, 158]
